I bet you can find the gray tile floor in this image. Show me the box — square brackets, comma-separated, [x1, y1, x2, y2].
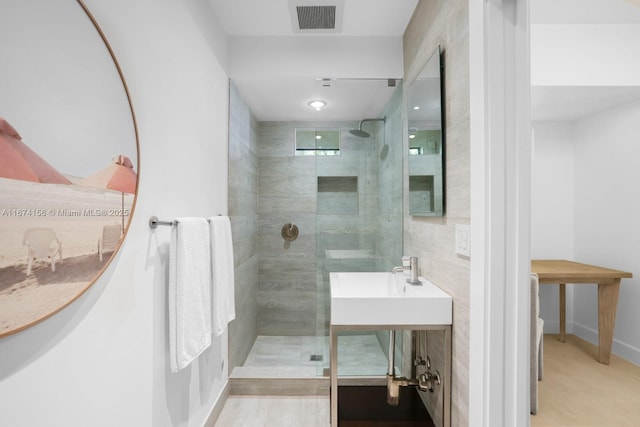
[232, 334, 389, 378]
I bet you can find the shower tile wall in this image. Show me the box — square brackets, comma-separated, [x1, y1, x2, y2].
[257, 121, 379, 336]
[258, 122, 317, 336]
[231, 82, 405, 370]
[315, 124, 379, 333]
[228, 83, 259, 371]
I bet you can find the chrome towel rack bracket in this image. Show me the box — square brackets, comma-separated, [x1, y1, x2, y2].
[149, 216, 176, 229]
[149, 215, 225, 229]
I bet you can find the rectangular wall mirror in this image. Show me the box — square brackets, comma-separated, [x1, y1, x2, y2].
[407, 45, 444, 216]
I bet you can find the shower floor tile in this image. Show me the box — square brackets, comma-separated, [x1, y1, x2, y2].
[238, 334, 388, 377]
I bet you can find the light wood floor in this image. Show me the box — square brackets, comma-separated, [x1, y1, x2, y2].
[214, 396, 329, 427]
[532, 334, 640, 427]
[215, 334, 640, 427]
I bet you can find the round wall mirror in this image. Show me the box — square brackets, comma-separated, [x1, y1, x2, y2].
[0, 0, 138, 336]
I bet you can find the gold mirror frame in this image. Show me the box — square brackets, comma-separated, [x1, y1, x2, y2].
[0, 0, 139, 337]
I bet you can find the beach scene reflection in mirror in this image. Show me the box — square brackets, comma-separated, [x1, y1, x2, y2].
[0, 0, 138, 336]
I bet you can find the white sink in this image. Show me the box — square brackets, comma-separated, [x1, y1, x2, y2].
[330, 272, 452, 326]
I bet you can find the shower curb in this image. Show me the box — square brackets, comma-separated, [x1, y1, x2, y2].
[229, 377, 329, 396]
[229, 376, 387, 396]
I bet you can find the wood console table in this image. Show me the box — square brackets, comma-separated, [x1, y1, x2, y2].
[531, 259, 632, 364]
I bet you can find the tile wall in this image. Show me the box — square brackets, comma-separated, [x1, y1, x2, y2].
[257, 121, 382, 336]
[228, 82, 259, 371]
[403, 1, 471, 426]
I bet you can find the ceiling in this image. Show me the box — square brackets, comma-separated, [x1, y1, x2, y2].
[209, 0, 418, 121]
[209, 0, 418, 37]
[209, 0, 640, 123]
[531, 0, 640, 122]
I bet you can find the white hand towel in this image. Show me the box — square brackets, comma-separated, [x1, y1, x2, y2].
[169, 217, 212, 372]
[208, 216, 236, 336]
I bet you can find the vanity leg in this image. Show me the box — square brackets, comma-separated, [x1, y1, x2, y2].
[444, 326, 452, 427]
[559, 283, 566, 343]
[330, 326, 338, 425]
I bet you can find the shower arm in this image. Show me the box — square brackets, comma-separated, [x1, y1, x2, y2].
[357, 117, 386, 130]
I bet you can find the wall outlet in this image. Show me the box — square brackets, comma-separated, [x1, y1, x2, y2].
[455, 224, 470, 257]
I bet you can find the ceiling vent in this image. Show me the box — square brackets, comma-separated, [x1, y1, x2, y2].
[288, 0, 344, 33]
[296, 6, 335, 30]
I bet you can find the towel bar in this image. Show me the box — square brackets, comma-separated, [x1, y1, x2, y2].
[149, 215, 225, 229]
[149, 216, 176, 229]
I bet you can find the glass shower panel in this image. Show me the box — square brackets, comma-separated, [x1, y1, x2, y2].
[315, 120, 379, 376]
[231, 78, 402, 380]
[312, 81, 404, 377]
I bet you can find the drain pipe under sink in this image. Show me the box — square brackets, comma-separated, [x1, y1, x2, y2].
[387, 330, 396, 378]
[386, 330, 400, 405]
[386, 330, 416, 406]
[386, 330, 441, 406]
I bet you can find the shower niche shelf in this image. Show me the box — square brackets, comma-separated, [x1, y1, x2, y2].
[317, 176, 358, 214]
[409, 175, 435, 215]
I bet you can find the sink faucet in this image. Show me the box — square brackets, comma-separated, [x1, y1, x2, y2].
[406, 256, 421, 285]
[392, 256, 411, 274]
[392, 256, 422, 285]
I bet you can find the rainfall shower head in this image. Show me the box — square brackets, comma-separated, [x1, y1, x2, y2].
[349, 117, 386, 138]
[349, 129, 371, 138]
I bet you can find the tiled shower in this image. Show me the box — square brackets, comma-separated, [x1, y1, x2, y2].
[228, 81, 404, 379]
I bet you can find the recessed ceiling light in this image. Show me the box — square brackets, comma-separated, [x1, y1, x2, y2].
[413, 106, 421, 110]
[308, 100, 327, 110]
[315, 135, 322, 140]
[409, 134, 416, 139]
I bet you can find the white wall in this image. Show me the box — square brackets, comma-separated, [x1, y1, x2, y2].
[531, 122, 576, 330]
[0, 0, 136, 178]
[532, 102, 640, 365]
[531, 24, 640, 86]
[0, 1, 231, 426]
[573, 101, 640, 364]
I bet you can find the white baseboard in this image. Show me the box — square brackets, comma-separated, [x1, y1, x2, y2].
[203, 380, 230, 427]
[571, 322, 640, 366]
[542, 320, 640, 366]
